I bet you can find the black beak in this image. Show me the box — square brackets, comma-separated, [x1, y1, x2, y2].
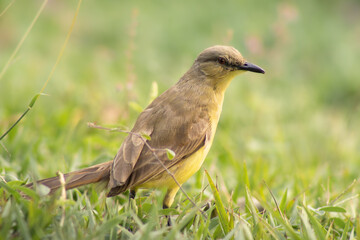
[238, 62, 265, 74]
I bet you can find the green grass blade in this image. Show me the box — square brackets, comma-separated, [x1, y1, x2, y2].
[205, 170, 230, 235]
[279, 188, 288, 212]
[166, 208, 197, 240]
[303, 205, 327, 239]
[0, 181, 22, 202]
[325, 221, 334, 240]
[340, 219, 350, 240]
[86, 216, 123, 240]
[245, 186, 259, 225]
[12, 185, 39, 201]
[260, 200, 302, 240]
[317, 206, 346, 213]
[256, 215, 286, 240]
[356, 217, 360, 240]
[243, 161, 250, 189]
[299, 207, 317, 240]
[0, 92, 48, 140]
[0, 108, 29, 141]
[15, 204, 31, 240]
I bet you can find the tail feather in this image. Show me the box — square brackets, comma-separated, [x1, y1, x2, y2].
[26, 161, 112, 194]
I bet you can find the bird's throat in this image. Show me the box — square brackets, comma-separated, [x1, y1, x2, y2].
[211, 74, 238, 99]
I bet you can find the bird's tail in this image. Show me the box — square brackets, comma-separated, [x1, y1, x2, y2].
[26, 161, 112, 194]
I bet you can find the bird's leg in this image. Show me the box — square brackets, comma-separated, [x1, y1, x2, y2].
[163, 204, 172, 226]
[162, 187, 179, 226]
[128, 189, 137, 215]
[129, 189, 136, 200]
[123, 189, 137, 232]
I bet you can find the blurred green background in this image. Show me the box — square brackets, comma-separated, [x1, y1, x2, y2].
[1, 0, 360, 213]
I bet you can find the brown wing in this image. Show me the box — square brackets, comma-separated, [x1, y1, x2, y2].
[108, 110, 154, 187]
[108, 85, 211, 194]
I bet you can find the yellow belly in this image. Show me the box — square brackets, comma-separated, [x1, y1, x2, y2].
[138, 144, 210, 190]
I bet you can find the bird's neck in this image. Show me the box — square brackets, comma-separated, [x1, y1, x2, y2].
[177, 67, 240, 109]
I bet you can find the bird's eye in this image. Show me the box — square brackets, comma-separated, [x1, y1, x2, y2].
[217, 57, 226, 65]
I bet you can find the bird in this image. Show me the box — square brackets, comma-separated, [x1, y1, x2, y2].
[26, 45, 265, 220]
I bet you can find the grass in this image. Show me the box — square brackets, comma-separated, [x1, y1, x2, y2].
[1, 0, 360, 239]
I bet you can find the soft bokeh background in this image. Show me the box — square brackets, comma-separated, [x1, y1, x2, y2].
[1, 0, 360, 237]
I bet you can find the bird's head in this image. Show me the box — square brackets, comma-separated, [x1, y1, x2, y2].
[195, 45, 265, 80]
